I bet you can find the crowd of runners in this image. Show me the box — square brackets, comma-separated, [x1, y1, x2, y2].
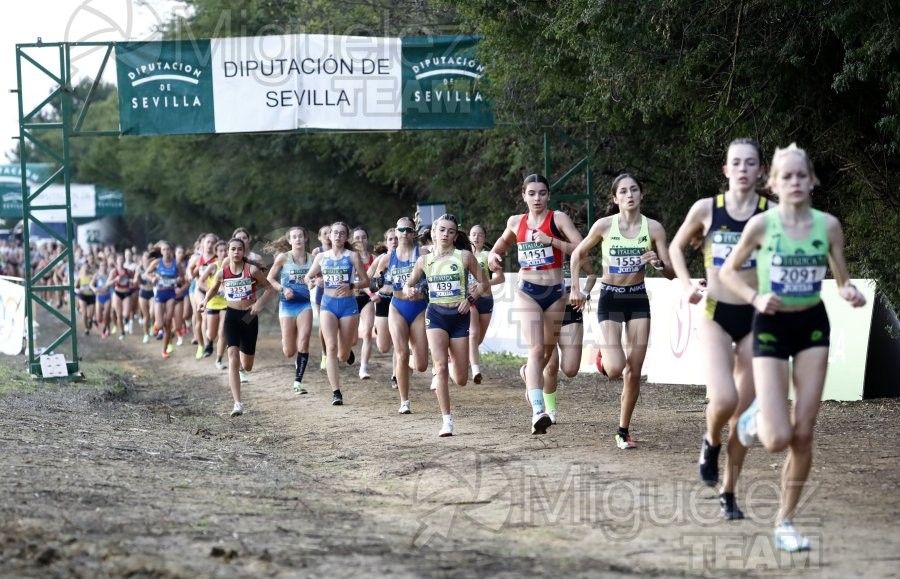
[45, 141, 866, 553]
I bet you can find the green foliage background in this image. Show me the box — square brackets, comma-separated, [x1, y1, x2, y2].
[11, 0, 900, 312]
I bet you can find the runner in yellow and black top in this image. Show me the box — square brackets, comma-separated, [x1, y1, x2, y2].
[200, 237, 272, 418]
[404, 214, 487, 437]
[720, 143, 866, 553]
[198, 240, 229, 370]
[75, 262, 95, 335]
[669, 138, 770, 520]
[570, 173, 676, 451]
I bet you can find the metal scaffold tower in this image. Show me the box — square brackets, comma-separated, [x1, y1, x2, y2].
[15, 40, 116, 378]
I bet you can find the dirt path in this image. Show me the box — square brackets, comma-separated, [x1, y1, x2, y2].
[1, 312, 898, 577]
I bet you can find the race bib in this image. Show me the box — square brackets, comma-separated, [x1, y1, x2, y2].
[607, 247, 645, 275]
[428, 273, 462, 299]
[769, 254, 827, 297]
[322, 267, 349, 289]
[517, 241, 554, 268]
[158, 275, 177, 288]
[711, 232, 756, 269]
[224, 277, 253, 301]
[392, 265, 413, 291]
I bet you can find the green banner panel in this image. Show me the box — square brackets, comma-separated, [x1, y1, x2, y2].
[116, 40, 216, 135]
[401, 35, 493, 130]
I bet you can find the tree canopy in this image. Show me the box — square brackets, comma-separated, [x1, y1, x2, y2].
[11, 0, 900, 311]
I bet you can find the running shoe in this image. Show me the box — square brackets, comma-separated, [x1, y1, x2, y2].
[398, 400, 411, 414]
[473, 371, 483, 384]
[101, 329, 109, 339]
[111, 325, 118, 335]
[390, 375, 398, 389]
[439, 418, 454, 437]
[166, 343, 175, 354]
[161, 350, 170, 359]
[699, 437, 721, 487]
[190, 338, 198, 346]
[203, 343, 214, 358]
[774, 520, 811, 552]
[331, 390, 343, 406]
[230, 401, 244, 417]
[293, 381, 307, 395]
[320, 355, 327, 370]
[615, 432, 636, 449]
[215, 358, 226, 370]
[359, 365, 370, 380]
[239, 369, 249, 383]
[346, 350, 355, 366]
[176, 334, 184, 347]
[737, 399, 760, 447]
[595, 351, 608, 376]
[118, 334, 125, 342]
[142, 334, 150, 344]
[195, 345, 204, 360]
[531, 412, 552, 435]
[719, 492, 744, 520]
[548, 410, 557, 425]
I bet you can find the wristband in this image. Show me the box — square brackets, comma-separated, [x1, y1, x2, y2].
[466, 294, 477, 305]
[581, 289, 591, 300]
[653, 260, 665, 271]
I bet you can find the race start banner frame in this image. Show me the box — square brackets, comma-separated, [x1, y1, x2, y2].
[115, 34, 493, 135]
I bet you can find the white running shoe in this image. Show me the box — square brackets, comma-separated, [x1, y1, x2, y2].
[531, 412, 552, 435]
[239, 369, 249, 383]
[359, 365, 370, 380]
[398, 400, 411, 414]
[737, 399, 760, 447]
[548, 410, 557, 425]
[215, 358, 225, 370]
[176, 334, 184, 347]
[230, 401, 244, 417]
[774, 520, 811, 552]
[142, 333, 150, 344]
[439, 418, 454, 437]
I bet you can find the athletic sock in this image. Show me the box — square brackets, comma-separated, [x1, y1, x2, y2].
[543, 391, 557, 413]
[296, 352, 309, 382]
[618, 426, 629, 437]
[529, 389, 545, 415]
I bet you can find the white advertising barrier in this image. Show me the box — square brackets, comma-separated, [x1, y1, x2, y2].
[0, 276, 26, 356]
[481, 276, 876, 401]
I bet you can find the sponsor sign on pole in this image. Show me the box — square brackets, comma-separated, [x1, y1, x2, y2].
[116, 34, 493, 135]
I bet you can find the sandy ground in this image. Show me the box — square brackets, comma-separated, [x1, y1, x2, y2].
[1, 308, 898, 578]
